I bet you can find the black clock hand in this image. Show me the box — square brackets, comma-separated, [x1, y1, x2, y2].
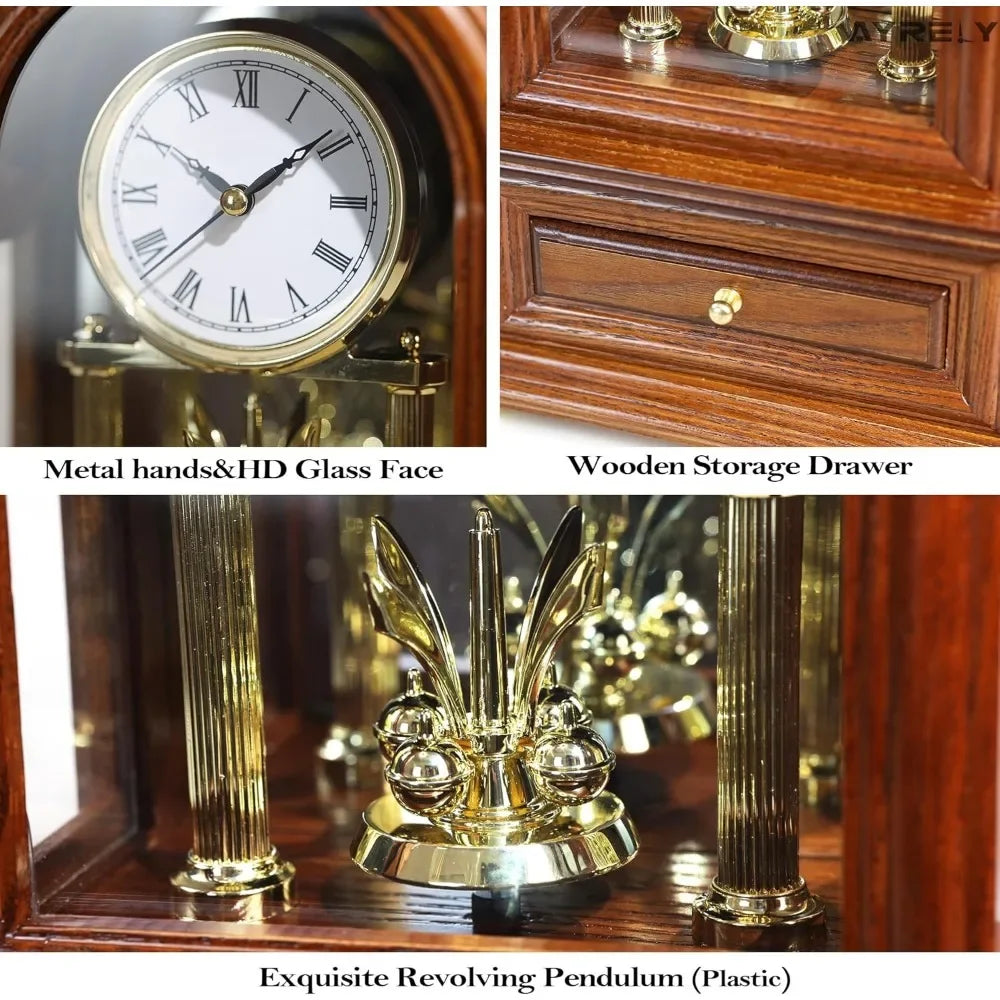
[169, 147, 231, 194]
[244, 129, 333, 199]
[140, 209, 225, 281]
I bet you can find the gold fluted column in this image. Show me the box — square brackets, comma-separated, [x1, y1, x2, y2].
[799, 496, 842, 813]
[384, 331, 437, 446]
[385, 388, 436, 446]
[692, 496, 825, 950]
[878, 7, 937, 82]
[170, 495, 294, 913]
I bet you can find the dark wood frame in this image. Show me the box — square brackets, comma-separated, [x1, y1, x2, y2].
[500, 7, 1000, 446]
[1, 495, 997, 951]
[0, 6, 486, 446]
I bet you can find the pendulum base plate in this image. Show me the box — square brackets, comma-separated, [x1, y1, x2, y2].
[709, 7, 852, 62]
[351, 791, 638, 890]
[692, 879, 826, 950]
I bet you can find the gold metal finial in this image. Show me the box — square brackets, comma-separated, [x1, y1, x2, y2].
[352, 506, 638, 892]
[709, 6, 853, 61]
[221, 185, 251, 217]
[708, 288, 743, 326]
[878, 7, 937, 83]
[619, 6, 682, 42]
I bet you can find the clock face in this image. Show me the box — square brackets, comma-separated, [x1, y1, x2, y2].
[79, 30, 415, 371]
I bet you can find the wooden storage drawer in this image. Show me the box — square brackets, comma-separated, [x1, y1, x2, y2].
[534, 224, 946, 368]
[501, 161, 1000, 444]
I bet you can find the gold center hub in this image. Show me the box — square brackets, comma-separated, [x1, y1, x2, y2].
[220, 186, 250, 217]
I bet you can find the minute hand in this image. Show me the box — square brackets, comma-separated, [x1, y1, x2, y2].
[244, 129, 333, 199]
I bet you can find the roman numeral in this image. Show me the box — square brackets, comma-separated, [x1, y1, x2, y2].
[175, 81, 209, 122]
[136, 127, 171, 157]
[317, 134, 353, 160]
[233, 69, 259, 108]
[329, 195, 367, 210]
[230, 286, 251, 323]
[121, 182, 158, 205]
[286, 280, 308, 312]
[285, 87, 308, 123]
[131, 228, 168, 267]
[172, 269, 202, 309]
[312, 240, 351, 272]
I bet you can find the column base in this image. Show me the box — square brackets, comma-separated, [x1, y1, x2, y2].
[619, 11, 682, 43]
[877, 53, 937, 83]
[692, 879, 826, 951]
[171, 847, 295, 900]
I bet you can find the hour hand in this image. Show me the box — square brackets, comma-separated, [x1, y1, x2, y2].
[170, 147, 230, 194]
[244, 129, 333, 198]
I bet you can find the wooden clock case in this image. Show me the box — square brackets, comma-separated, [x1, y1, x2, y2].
[500, 7, 1000, 445]
[0, 495, 996, 952]
[0, 6, 486, 446]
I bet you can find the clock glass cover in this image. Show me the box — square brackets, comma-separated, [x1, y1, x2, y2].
[78, 28, 416, 372]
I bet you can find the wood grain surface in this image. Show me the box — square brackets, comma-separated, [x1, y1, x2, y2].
[841, 496, 1000, 951]
[535, 223, 947, 366]
[0, 500, 31, 943]
[501, 156, 1000, 445]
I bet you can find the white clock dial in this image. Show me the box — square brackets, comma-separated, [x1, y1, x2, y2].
[79, 29, 418, 371]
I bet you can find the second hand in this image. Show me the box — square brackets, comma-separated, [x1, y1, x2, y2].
[140, 208, 225, 282]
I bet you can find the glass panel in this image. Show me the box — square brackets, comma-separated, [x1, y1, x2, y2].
[11, 496, 137, 903]
[554, 7, 937, 119]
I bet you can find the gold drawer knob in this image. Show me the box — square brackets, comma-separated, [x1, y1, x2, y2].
[708, 287, 743, 326]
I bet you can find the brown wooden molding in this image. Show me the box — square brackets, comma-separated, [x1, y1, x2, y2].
[936, 6, 1000, 194]
[501, 7, 1000, 237]
[0, 499, 31, 942]
[841, 496, 1000, 951]
[0, 7, 62, 111]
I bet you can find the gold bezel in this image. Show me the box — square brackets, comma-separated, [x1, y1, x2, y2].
[78, 29, 416, 374]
